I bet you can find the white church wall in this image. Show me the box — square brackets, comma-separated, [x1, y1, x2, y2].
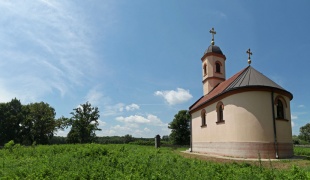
[191, 90, 293, 158]
[192, 91, 275, 143]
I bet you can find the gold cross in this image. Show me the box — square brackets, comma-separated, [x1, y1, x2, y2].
[209, 27, 216, 45]
[246, 48, 252, 65]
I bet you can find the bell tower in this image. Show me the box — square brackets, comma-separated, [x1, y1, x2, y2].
[201, 28, 226, 95]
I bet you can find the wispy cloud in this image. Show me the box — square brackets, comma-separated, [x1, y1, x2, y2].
[116, 114, 167, 127]
[102, 103, 140, 116]
[125, 103, 140, 111]
[99, 123, 167, 138]
[291, 114, 298, 127]
[154, 88, 193, 105]
[85, 87, 104, 106]
[0, 1, 98, 102]
[102, 103, 125, 116]
[291, 121, 295, 127]
[291, 114, 298, 120]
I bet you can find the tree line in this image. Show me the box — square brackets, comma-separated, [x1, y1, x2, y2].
[50, 134, 170, 145]
[0, 98, 100, 146]
[2, 97, 306, 147]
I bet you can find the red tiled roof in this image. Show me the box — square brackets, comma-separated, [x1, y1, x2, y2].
[189, 66, 293, 112]
[189, 67, 247, 112]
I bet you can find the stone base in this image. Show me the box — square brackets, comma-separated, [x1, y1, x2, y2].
[191, 142, 293, 159]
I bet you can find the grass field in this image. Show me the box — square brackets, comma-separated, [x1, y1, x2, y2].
[0, 143, 309, 179]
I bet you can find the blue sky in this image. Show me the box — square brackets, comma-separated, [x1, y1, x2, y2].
[0, 0, 309, 137]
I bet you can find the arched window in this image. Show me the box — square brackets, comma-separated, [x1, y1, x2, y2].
[216, 102, 224, 123]
[203, 64, 207, 76]
[201, 109, 206, 127]
[274, 95, 287, 120]
[215, 62, 221, 73]
[277, 99, 284, 119]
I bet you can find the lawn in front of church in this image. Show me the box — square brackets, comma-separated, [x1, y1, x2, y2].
[0, 143, 309, 179]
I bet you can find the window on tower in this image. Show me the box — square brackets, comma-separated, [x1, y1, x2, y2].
[215, 62, 221, 73]
[203, 64, 207, 76]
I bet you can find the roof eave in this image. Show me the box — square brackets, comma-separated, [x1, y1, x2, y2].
[189, 86, 293, 113]
[201, 52, 226, 61]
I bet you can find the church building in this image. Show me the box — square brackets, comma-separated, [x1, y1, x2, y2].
[189, 28, 293, 159]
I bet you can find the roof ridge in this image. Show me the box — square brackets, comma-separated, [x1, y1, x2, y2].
[224, 66, 250, 91]
[246, 66, 252, 85]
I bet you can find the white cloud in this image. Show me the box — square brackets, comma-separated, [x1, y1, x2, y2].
[125, 103, 140, 111]
[291, 114, 298, 128]
[112, 125, 132, 132]
[54, 130, 68, 137]
[102, 103, 140, 116]
[98, 120, 106, 127]
[0, 1, 100, 103]
[101, 124, 167, 138]
[298, 105, 305, 108]
[144, 127, 150, 132]
[119, 106, 124, 112]
[291, 115, 298, 120]
[85, 87, 104, 106]
[102, 103, 125, 116]
[154, 88, 193, 105]
[116, 114, 167, 126]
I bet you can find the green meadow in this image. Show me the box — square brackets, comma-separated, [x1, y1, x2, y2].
[0, 144, 309, 179]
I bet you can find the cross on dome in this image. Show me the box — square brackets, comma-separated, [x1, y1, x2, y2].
[246, 48, 253, 65]
[209, 27, 216, 45]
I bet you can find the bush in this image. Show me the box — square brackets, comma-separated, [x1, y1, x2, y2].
[4, 140, 15, 152]
[129, 140, 154, 146]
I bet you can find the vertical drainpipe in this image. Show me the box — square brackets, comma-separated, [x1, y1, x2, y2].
[271, 91, 279, 159]
[189, 112, 192, 152]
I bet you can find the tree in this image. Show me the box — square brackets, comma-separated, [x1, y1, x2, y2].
[162, 135, 169, 141]
[299, 123, 310, 143]
[0, 98, 66, 145]
[25, 102, 57, 144]
[168, 110, 190, 145]
[67, 102, 101, 143]
[0, 98, 25, 145]
[123, 134, 133, 144]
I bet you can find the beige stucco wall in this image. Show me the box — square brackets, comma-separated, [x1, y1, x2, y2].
[202, 55, 226, 95]
[191, 91, 292, 144]
[274, 93, 292, 143]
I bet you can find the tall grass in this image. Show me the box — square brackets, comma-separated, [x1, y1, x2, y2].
[0, 143, 309, 179]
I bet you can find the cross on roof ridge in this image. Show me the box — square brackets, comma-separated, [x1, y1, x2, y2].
[246, 48, 253, 65]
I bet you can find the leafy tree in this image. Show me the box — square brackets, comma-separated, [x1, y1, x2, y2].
[55, 116, 71, 131]
[123, 134, 133, 144]
[50, 136, 67, 144]
[67, 102, 101, 143]
[162, 135, 169, 141]
[168, 110, 190, 145]
[0, 98, 25, 145]
[299, 123, 310, 143]
[25, 102, 57, 144]
[0, 98, 68, 145]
